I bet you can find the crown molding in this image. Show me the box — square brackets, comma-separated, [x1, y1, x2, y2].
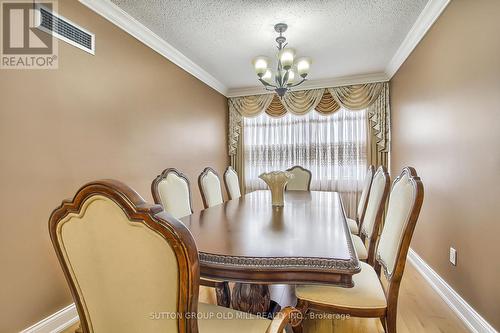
[78, 0, 228, 95]
[226, 72, 390, 97]
[386, 0, 450, 78]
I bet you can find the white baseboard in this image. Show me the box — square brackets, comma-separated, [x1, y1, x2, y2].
[20, 304, 78, 333]
[408, 248, 497, 333]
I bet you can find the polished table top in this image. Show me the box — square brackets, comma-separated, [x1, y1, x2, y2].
[180, 190, 360, 286]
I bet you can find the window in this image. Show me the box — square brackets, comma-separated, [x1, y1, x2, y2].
[243, 108, 367, 216]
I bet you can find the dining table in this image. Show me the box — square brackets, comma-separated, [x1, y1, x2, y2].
[179, 190, 361, 315]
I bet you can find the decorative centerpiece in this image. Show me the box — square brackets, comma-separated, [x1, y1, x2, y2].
[259, 171, 294, 207]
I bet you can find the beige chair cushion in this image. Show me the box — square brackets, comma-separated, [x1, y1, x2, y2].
[357, 168, 374, 218]
[360, 170, 386, 238]
[352, 235, 368, 260]
[201, 277, 224, 284]
[201, 171, 224, 207]
[198, 303, 270, 333]
[225, 168, 241, 199]
[346, 218, 359, 234]
[157, 173, 192, 219]
[57, 195, 179, 333]
[377, 173, 415, 276]
[286, 166, 311, 191]
[296, 262, 386, 310]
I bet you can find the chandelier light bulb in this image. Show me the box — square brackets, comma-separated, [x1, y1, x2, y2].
[252, 56, 269, 76]
[296, 57, 311, 77]
[261, 69, 273, 83]
[287, 69, 296, 85]
[280, 48, 296, 70]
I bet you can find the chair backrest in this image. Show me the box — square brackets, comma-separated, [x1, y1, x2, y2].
[151, 168, 193, 219]
[359, 166, 390, 265]
[375, 167, 424, 306]
[48, 180, 199, 333]
[198, 167, 224, 208]
[285, 166, 312, 191]
[224, 166, 241, 200]
[356, 165, 375, 222]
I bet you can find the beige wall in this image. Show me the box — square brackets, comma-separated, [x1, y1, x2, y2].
[391, 0, 500, 330]
[0, 1, 228, 331]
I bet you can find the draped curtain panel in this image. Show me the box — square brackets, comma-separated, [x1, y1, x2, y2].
[281, 89, 325, 115]
[228, 82, 390, 195]
[367, 83, 390, 153]
[244, 109, 368, 217]
[328, 83, 383, 110]
[228, 94, 274, 156]
[316, 90, 340, 115]
[266, 95, 287, 117]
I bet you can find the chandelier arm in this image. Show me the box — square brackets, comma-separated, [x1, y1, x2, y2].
[275, 75, 282, 88]
[282, 70, 290, 87]
[276, 60, 284, 87]
[287, 78, 307, 88]
[259, 78, 277, 88]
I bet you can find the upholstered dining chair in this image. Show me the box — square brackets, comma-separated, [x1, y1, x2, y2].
[223, 166, 241, 200]
[198, 167, 224, 208]
[346, 165, 375, 234]
[350, 166, 390, 264]
[151, 168, 231, 307]
[151, 168, 193, 219]
[294, 167, 424, 333]
[49, 179, 299, 333]
[285, 166, 312, 191]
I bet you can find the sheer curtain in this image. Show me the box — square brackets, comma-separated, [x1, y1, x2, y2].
[243, 108, 367, 217]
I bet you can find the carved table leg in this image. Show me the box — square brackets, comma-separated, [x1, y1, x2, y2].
[291, 299, 308, 333]
[231, 283, 271, 315]
[215, 281, 231, 308]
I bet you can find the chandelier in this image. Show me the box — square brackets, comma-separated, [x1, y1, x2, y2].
[252, 23, 312, 97]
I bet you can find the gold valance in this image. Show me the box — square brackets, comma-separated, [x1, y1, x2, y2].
[328, 83, 383, 110]
[315, 90, 340, 115]
[266, 95, 286, 117]
[228, 82, 390, 157]
[229, 94, 274, 118]
[281, 89, 325, 116]
[266, 90, 340, 117]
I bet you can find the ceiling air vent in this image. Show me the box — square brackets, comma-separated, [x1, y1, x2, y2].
[36, 5, 95, 55]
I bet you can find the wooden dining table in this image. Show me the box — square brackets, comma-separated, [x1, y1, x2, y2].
[179, 190, 360, 314]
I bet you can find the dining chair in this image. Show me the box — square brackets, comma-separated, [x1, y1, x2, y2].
[198, 167, 224, 208]
[294, 167, 424, 333]
[151, 168, 231, 307]
[49, 179, 299, 333]
[224, 166, 241, 200]
[347, 165, 375, 234]
[285, 165, 312, 191]
[350, 166, 390, 264]
[151, 168, 193, 219]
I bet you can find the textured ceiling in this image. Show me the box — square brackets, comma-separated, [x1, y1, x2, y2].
[111, 0, 429, 89]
